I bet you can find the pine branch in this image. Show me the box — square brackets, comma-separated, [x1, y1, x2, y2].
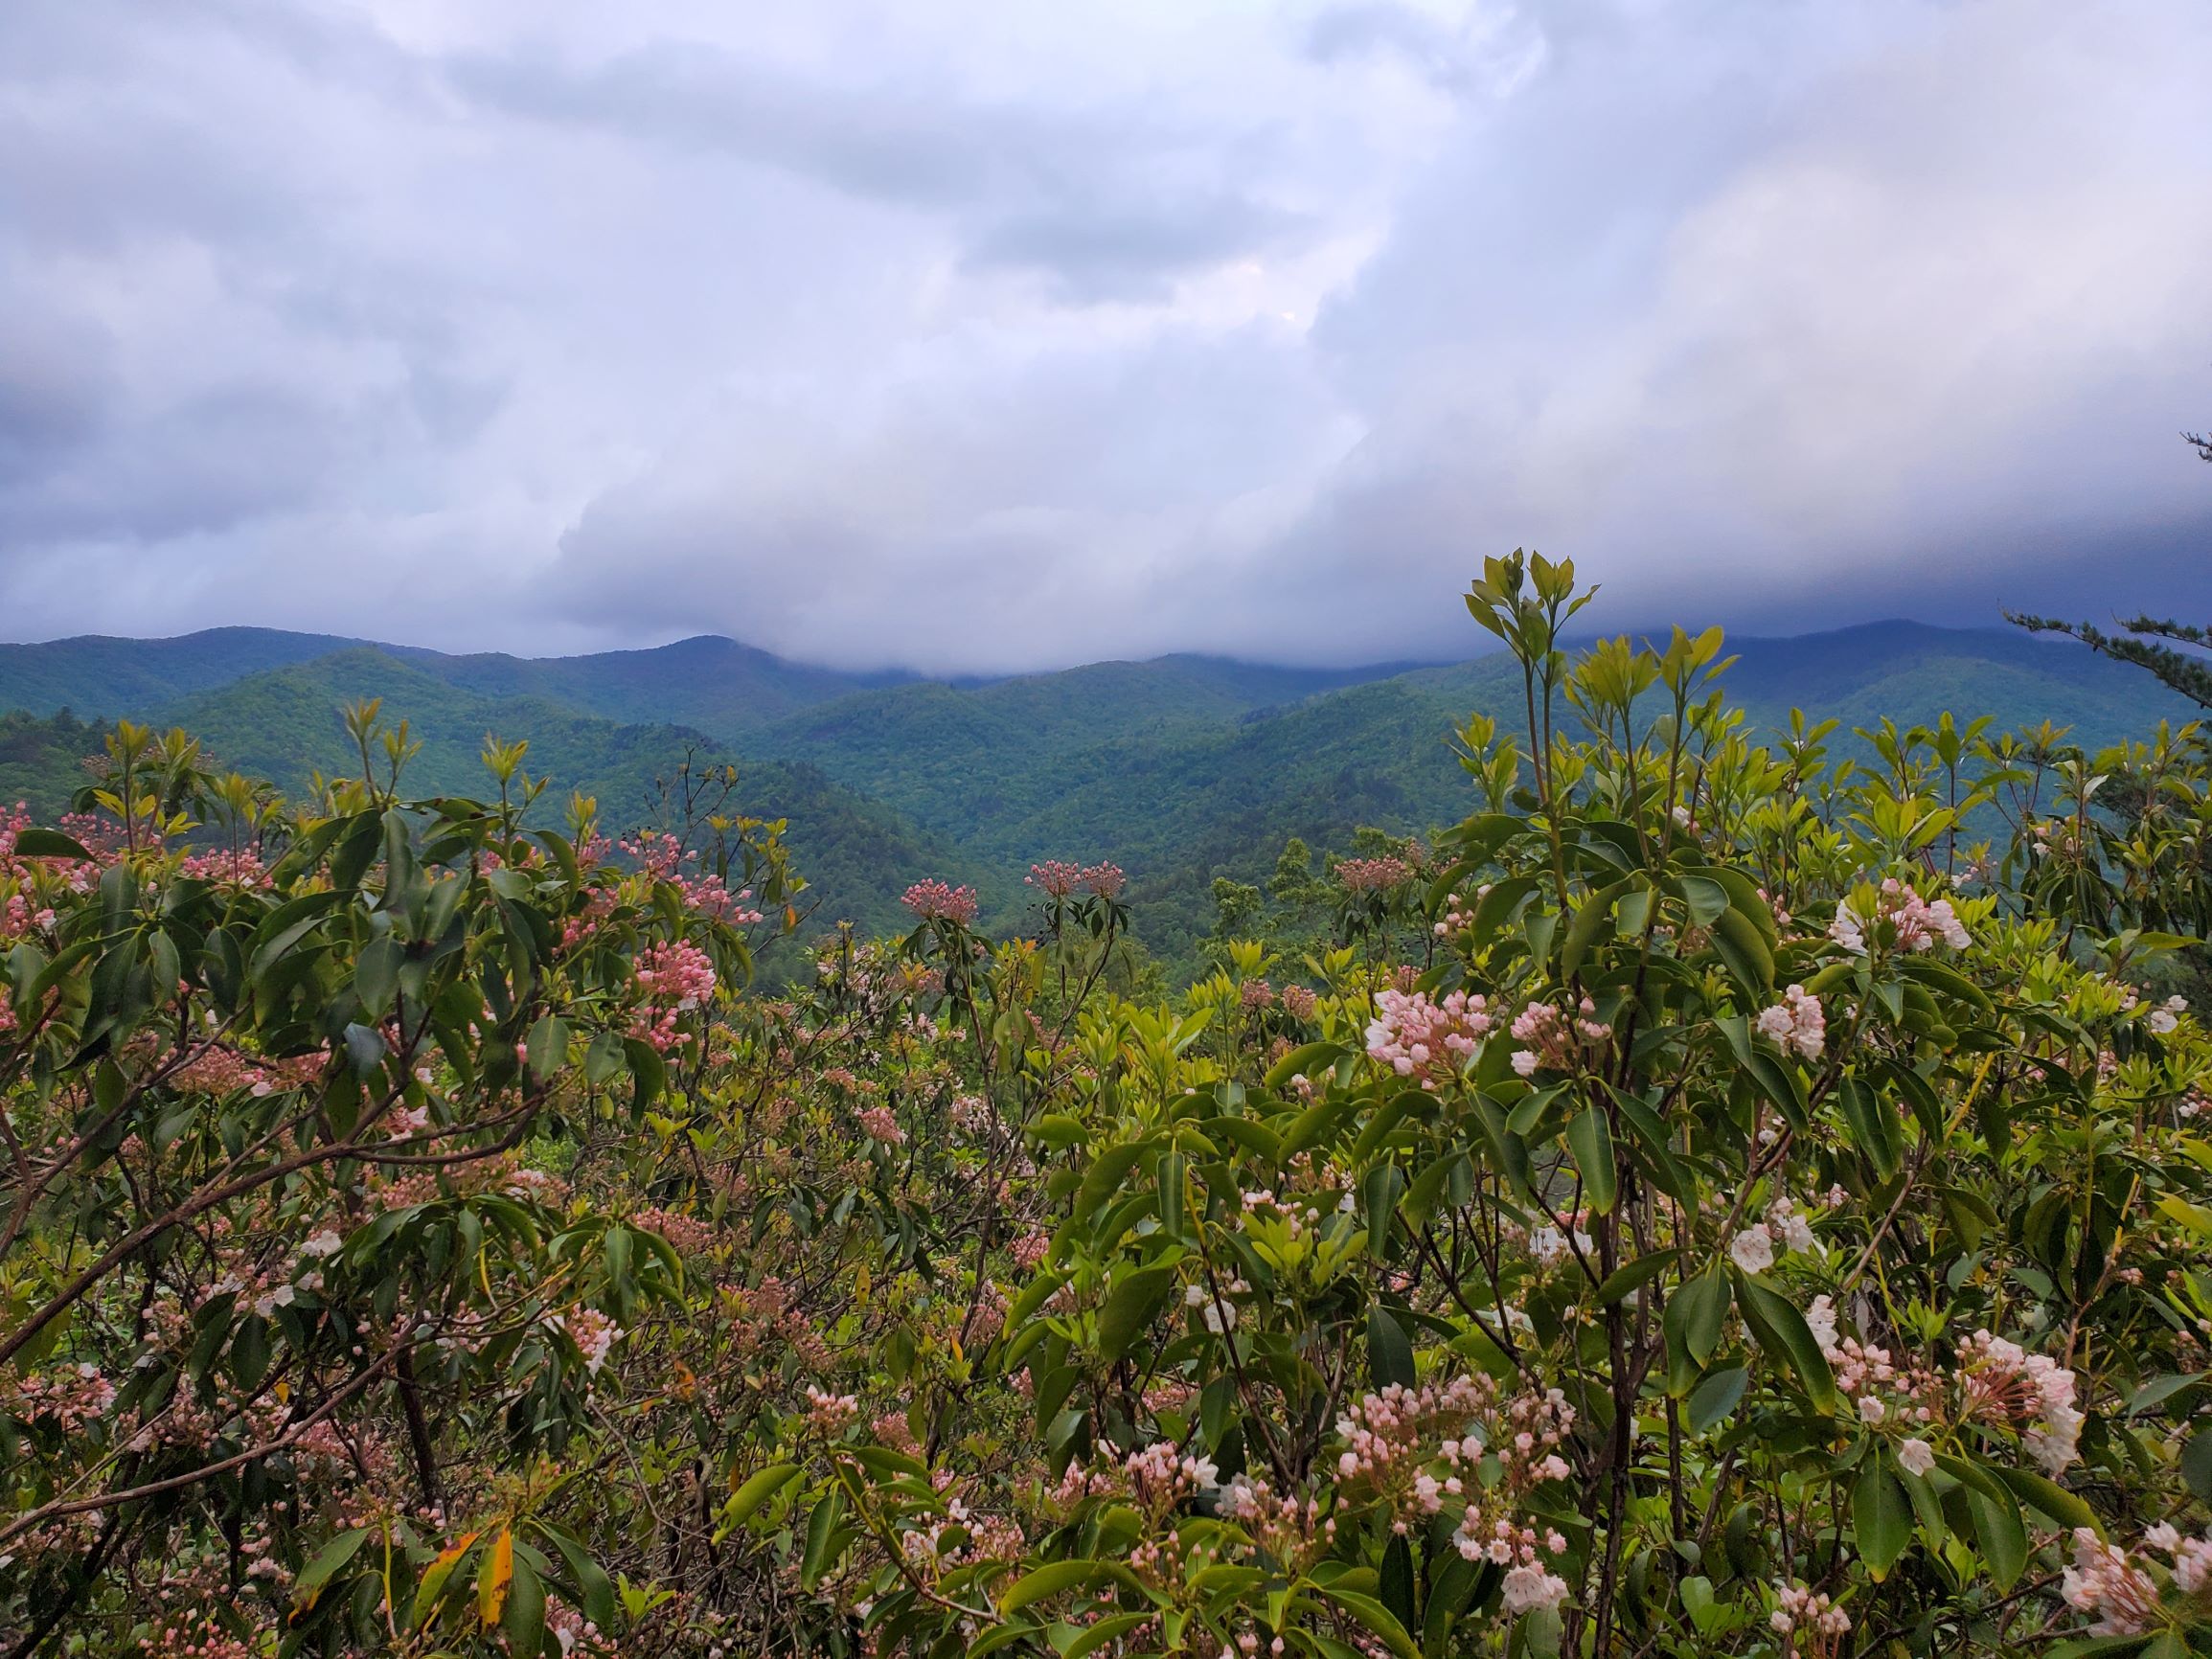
[2003, 610, 2212, 709]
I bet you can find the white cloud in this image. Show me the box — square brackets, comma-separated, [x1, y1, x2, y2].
[0, 0, 2205, 666]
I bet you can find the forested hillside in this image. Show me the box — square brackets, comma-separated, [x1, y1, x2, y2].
[0, 619, 2192, 978]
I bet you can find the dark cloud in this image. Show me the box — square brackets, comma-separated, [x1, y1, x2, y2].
[0, 0, 2205, 667]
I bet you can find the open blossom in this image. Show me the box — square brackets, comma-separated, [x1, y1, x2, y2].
[1729, 1225, 1775, 1272]
[902, 879, 980, 924]
[1897, 1437, 1935, 1477]
[1754, 985, 1826, 1060]
[2148, 994, 2189, 1035]
[2063, 1531, 2161, 1635]
[1500, 1563, 1570, 1614]
[1366, 989, 1495, 1085]
[1830, 878, 1970, 956]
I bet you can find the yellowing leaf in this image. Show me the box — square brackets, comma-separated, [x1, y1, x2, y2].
[478, 1527, 513, 1626]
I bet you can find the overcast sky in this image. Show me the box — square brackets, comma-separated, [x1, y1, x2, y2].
[2, 0, 2208, 671]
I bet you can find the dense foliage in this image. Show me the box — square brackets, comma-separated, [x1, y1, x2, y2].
[8, 557, 2212, 1659]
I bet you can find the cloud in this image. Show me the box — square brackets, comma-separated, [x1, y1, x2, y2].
[0, 0, 2205, 668]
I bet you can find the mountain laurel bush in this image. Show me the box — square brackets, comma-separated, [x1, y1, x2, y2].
[6, 556, 2212, 1659]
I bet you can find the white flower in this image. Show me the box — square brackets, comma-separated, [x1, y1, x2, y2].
[1729, 1225, 1775, 1274]
[1778, 1212, 1816, 1254]
[301, 1230, 344, 1258]
[1897, 1438, 1936, 1477]
[252, 1284, 296, 1318]
[1803, 1295, 1838, 1351]
[1500, 1565, 1569, 1614]
[1858, 1396, 1886, 1423]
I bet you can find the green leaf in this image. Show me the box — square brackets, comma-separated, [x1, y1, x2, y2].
[1266, 1041, 1347, 1090]
[1057, 1613, 1152, 1659]
[526, 1012, 568, 1082]
[354, 935, 403, 1015]
[1095, 1265, 1178, 1363]
[1075, 1142, 1153, 1225]
[1678, 874, 1731, 927]
[11, 827, 93, 860]
[1560, 878, 1630, 979]
[1307, 1587, 1420, 1659]
[1990, 1465, 2100, 1535]
[1942, 1457, 2028, 1588]
[1733, 1273, 1837, 1412]
[1565, 1104, 1618, 1214]
[501, 1549, 546, 1658]
[1664, 1270, 1731, 1372]
[536, 1527, 617, 1631]
[800, 1491, 843, 1590]
[1711, 907, 1774, 998]
[1368, 1305, 1416, 1390]
[726, 1464, 802, 1527]
[1363, 1162, 1405, 1259]
[999, 1558, 1126, 1614]
[291, 1530, 373, 1610]
[1686, 1366, 1748, 1433]
[1854, 1454, 1913, 1579]
[1380, 1535, 1417, 1637]
[2182, 1428, 2212, 1507]
[1594, 1250, 1677, 1307]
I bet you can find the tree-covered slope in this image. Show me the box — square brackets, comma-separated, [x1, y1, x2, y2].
[161, 650, 998, 946]
[0, 626, 370, 719]
[383, 635, 907, 737]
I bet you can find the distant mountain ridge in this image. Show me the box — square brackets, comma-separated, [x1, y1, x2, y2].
[0, 617, 2196, 977]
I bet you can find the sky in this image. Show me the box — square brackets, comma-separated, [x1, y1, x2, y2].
[1, 0, 2208, 673]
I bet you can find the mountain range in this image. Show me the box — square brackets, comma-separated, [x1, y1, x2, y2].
[0, 619, 2194, 974]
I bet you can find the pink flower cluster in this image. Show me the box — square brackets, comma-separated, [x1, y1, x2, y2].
[176, 846, 272, 888]
[1829, 879, 1971, 956]
[1509, 998, 1611, 1078]
[633, 1206, 718, 1256]
[804, 1384, 859, 1433]
[858, 1103, 905, 1146]
[1280, 985, 1316, 1019]
[1771, 1582, 1851, 1646]
[5, 1362, 117, 1431]
[1335, 1376, 1495, 1491]
[2063, 1530, 2163, 1635]
[630, 939, 718, 1051]
[1954, 1329, 2084, 1473]
[677, 869, 764, 926]
[550, 1307, 623, 1375]
[1754, 985, 1826, 1059]
[1365, 989, 1496, 1086]
[1335, 856, 1410, 894]
[902, 879, 980, 924]
[1026, 860, 1128, 900]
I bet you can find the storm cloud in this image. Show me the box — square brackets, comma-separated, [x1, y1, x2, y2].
[1, 0, 2206, 670]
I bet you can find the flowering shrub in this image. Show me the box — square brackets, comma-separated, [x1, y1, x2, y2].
[8, 557, 2212, 1659]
